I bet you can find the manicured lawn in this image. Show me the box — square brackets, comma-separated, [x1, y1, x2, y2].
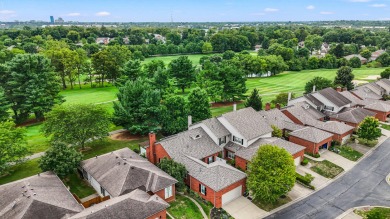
[307, 158, 344, 178]
[143, 53, 215, 66]
[168, 194, 204, 219]
[381, 123, 390, 131]
[0, 158, 41, 185]
[61, 85, 118, 105]
[187, 192, 214, 218]
[335, 146, 363, 161]
[25, 123, 50, 153]
[355, 207, 390, 219]
[62, 172, 96, 199]
[253, 196, 292, 211]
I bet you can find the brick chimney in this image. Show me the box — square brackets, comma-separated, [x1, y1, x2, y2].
[276, 103, 281, 110]
[233, 103, 237, 111]
[336, 86, 342, 92]
[265, 103, 271, 111]
[148, 132, 156, 164]
[342, 87, 347, 92]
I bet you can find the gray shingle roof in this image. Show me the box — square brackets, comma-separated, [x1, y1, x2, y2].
[258, 109, 305, 131]
[282, 102, 325, 124]
[352, 86, 382, 100]
[330, 107, 376, 124]
[0, 172, 83, 219]
[289, 127, 333, 143]
[234, 137, 305, 161]
[81, 148, 177, 197]
[308, 120, 354, 135]
[304, 94, 324, 107]
[70, 189, 169, 219]
[158, 128, 246, 192]
[376, 79, 390, 93]
[220, 107, 273, 140]
[318, 88, 352, 107]
[191, 117, 230, 138]
[339, 91, 376, 106]
[364, 101, 390, 112]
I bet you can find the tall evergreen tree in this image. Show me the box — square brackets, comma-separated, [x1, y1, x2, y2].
[244, 88, 262, 111]
[160, 95, 189, 135]
[188, 88, 211, 123]
[113, 79, 161, 135]
[168, 56, 195, 93]
[0, 87, 10, 121]
[0, 54, 63, 123]
[334, 66, 355, 90]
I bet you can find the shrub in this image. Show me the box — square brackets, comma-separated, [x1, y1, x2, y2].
[227, 159, 235, 166]
[305, 152, 320, 158]
[295, 173, 315, 190]
[301, 158, 309, 166]
[133, 147, 140, 154]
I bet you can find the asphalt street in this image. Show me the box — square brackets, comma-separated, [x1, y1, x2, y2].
[265, 138, 390, 219]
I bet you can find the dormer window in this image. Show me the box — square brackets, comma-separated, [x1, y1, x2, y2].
[233, 136, 243, 145]
[219, 136, 227, 145]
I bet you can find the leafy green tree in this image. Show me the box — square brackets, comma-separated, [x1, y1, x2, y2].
[113, 78, 161, 135]
[202, 42, 213, 54]
[271, 125, 283, 138]
[157, 157, 187, 190]
[117, 59, 142, 86]
[377, 53, 390, 67]
[43, 40, 70, 89]
[357, 116, 381, 141]
[43, 104, 111, 149]
[308, 57, 320, 69]
[188, 88, 211, 123]
[334, 66, 355, 90]
[0, 54, 63, 123]
[39, 142, 83, 179]
[267, 44, 294, 61]
[244, 88, 262, 111]
[74, 48, 88, 89]
[143, 60, 165, 78]
[222, 50, 236, 60]
[304, 77, 333, 94]
[264, 55, 288, 76]
[66, 30, 80, 43]
[329, 43, 345, 58]
[304, 34, 323, 52]
[0, 121, 29, 175]
[0, 87, 10, 121]
[168, 56, 195, 93]
[247, 145, 295, 203]
[360, 49, 372, 60]
[271, 92, 294, 107]
[348, 57, 361, 68]
[160, 95, 189, 135]
[380, 68, 390, 79]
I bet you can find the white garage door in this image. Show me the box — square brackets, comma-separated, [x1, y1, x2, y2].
[222, 185, 242, 206]
[294, 157, 301, 166]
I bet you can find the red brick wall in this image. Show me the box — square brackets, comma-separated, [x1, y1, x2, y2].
[147, 210, 167, 219]
[154, 184, 176, 203]
[235, 156, 248, 170]
[152, 143, 171, 164]
[289, 136, 332, 154]
[224, 149, 234, 160]
[366, 109, 388, 122]
[281, 110, 304, 125]
[332, 129, 354, 143]
[187, 175, 246, 208]
[293, 149, 304, 162]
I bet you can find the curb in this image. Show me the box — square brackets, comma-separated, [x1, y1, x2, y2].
[335, 206, 390, 219]
[265, 136, 389, 218]
[386, 173, 390, 186]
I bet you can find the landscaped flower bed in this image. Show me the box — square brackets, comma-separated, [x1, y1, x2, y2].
[306, 158, 344, 178]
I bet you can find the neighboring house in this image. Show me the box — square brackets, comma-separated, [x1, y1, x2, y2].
[0, 172, 84, 219]
[330, 107, 377, 127]
[69, 189, 169, 219]
[344, 54, 367, 64]
[370, 49, 386, 61]
[258, 109, 305, 136]
[289, 127, 334, 154]
[153, 34, 166, 43]
[254, 44, 261, 51]
[375, 79, 390, 95]
[364, 101, 390, 121]
[80, 148, 177, 202]
[339, 90, 377, 107]
[282, 102, 326, 125]
[96, 37, 110, 45]
[351, 85, 383, 100]
[228, 137, 305, 169]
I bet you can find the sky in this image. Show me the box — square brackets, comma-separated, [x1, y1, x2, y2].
[0, 0, 390, 22]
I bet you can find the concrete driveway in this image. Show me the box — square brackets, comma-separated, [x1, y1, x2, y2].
[321, 150, 356, 171]
[223, 196, 267, 219]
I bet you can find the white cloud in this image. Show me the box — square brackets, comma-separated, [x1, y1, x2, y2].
[0, 10, 16, 15]
[264, 8, 279, 12]
[370, 4, 387, 7]
[349, 0, 372, 2]
[320, 11, 335, 14]
[306, 5, 315, 10]
[96, 11, 110, 16]
[66, 12, 81, 17]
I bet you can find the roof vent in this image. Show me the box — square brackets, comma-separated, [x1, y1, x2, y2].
[191, 134, 201, 140]
[33, 193, 36, 196]
[27, 195, 31, 199]
[123, 158, 127, 161]
[105, 205, 108, 207]
[262, 115, 266, 118]
[116, 156, 118, 159]
[130, 166, 134, 170]
[124, 162, 127, 165]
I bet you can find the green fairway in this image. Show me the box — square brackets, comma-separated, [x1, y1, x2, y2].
[143, 53, 214, 66]
[61, 85, 118, 105]
[25, 123, 50, 153]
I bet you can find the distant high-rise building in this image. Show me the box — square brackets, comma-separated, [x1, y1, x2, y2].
[50, 16, 54, 24]
[55, 17, 64, 23]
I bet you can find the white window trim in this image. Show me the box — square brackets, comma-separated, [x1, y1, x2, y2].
[208, 156, 214, 163]
[200, 184, 206, 195]
[228, 151, 235, 159]
[165, 185, 173, 199]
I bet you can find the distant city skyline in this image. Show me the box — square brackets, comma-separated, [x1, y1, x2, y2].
[0, 0, 390, 22]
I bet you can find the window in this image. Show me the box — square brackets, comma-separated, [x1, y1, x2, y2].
[165, 185, 173, 199]
[233, 136, 243, 145]
[324, 105, 334, 111]
[200, 184, 207, 195]
[219, 136, 226, 145]
[207, 156, 214, 164]
[100, 186, 106, 196]
[227, 151, 235, 159]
